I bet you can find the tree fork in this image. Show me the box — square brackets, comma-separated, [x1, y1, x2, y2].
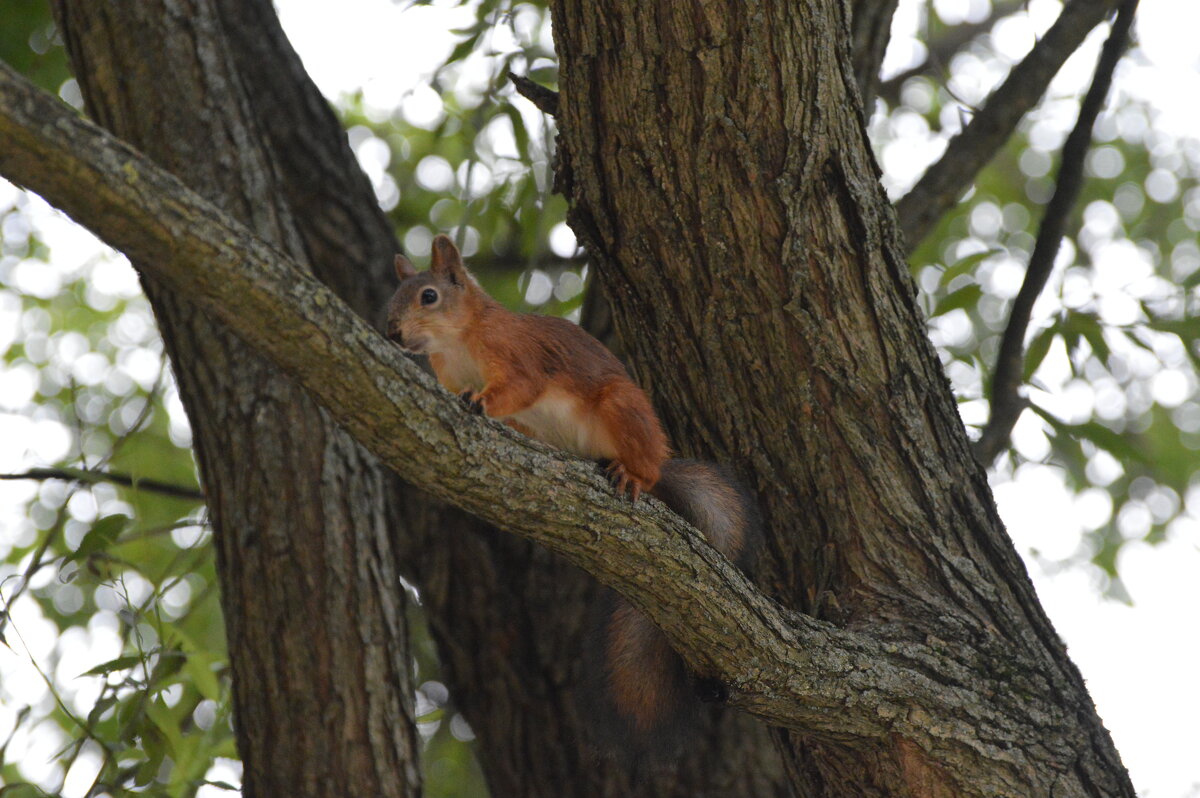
[545, 0, 1133, 794]
[2, 45, 1133, 795]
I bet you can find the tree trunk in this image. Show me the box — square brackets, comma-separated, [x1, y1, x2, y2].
[50, 4, 421, 796]
[547, 0, 1134, 795]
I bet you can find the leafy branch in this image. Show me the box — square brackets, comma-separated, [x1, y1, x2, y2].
[975, 0, 1139, 463]
[895, 0, 1123, 253]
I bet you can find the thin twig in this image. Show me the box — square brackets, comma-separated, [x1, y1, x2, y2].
[0, 467, 205, 501]
[974, 0, 1138, 464]
[0, 509, 67, 638]
[895, 0, 1121, 253]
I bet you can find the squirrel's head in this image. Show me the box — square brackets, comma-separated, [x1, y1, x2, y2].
[386, 234, 479, 354]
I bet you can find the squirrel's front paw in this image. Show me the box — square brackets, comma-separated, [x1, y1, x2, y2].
[458, 390, 485, 415]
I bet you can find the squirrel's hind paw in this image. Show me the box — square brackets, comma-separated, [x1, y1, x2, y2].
[458, 390, 485, 415]
[605, 461, 644, 503]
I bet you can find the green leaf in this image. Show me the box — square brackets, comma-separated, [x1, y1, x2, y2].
[442, 29, 484, 72]
[939, 249, 1001, 287]
[501, 105, 530, 161]
[118, 697, 146, 743]
[144, 697, 182, 758]
[1023, 324, 1058, 381]
[78, 654, 142, 678]
[69, 514, 130, 562]
[85, 695, 118, 727]
[148, 648, 187, 688]
[933, 284, 983, 317]
[184, 652, 222, 702]
[1038, 410, 1150, 466]
[1064, 312, 1110, 363]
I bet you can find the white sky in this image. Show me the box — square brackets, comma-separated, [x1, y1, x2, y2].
[1, 0, 1199, 795]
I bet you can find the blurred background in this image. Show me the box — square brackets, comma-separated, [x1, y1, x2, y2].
[0, 0, 1197, 794]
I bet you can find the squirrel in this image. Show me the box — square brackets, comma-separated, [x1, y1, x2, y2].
[386, 234, 759, 757]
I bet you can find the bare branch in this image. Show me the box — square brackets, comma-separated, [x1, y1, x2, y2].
[0, 468, 204, 501]
[895, 0, 1121, 253]
[0, 61, 1094, 793]
[975, 0, 1138, 463]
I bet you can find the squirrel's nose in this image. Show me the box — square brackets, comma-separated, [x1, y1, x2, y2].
[386, 326, 404, 347]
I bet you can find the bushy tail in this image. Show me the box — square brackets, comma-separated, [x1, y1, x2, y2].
[585, 459, 759, 760]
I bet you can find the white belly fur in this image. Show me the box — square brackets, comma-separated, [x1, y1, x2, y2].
[509, 387, 615, 460]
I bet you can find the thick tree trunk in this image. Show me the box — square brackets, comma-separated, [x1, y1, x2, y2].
[548, 0, 1133, 796]
[50, 4, 421, 796]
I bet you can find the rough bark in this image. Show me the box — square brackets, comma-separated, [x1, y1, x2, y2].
[2, 50, 1135, 796]
[547, 0, 1134, 795]
[47, 4, 421, 796]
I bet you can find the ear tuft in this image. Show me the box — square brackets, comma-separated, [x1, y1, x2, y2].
[430, 234, 469, 287]
[394, 253, 417, 281]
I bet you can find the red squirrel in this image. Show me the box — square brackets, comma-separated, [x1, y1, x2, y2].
[386, 234, 758, 755]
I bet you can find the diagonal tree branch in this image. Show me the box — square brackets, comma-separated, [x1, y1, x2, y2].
[876, 0, 1025, 109]
[974, 0, 1139, 464]
[0, 60, 1089, 796]
[895, 0, 1121, 253]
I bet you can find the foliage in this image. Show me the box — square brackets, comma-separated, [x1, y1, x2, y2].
[884, 38, 1200, 595]
[1, 0, 1197, 795]
[0, 0, 69, 94]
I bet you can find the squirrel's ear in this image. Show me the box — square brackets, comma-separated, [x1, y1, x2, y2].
[430, 234, 469, 287]
[394, 253, 417, 281]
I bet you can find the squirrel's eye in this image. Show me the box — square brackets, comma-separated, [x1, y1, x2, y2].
[420, 288, 439, 306]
